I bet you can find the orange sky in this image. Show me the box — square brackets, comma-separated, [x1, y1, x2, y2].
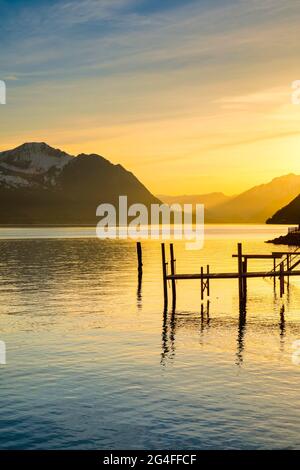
[1, 0, 300, 195]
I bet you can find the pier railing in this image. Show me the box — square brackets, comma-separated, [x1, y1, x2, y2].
[158, 242, 300, 309]
[135, 241, 300, 310]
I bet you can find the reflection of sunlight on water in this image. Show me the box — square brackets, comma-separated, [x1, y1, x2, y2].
[0, 225, 300, 449]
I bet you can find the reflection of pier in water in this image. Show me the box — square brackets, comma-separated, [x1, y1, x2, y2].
[160, 303, 211, 365]
[160, 300, 287, 368]
[236, 303, 246, 367]
[161, 242, 300, 308]
[135, 242, 290, 367]
[137, 271, 142, 310]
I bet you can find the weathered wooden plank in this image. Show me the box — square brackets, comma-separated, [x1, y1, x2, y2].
[272, 251, 299, 256]
[232, 254, 283, 259]
[166, 270, 300, 280]
[290, 258, 300, 271]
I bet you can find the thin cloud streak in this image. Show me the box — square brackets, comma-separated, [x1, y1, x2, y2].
[2, 0, 300, 194]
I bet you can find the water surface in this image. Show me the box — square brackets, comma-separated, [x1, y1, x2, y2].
[0, 225, 299, 449]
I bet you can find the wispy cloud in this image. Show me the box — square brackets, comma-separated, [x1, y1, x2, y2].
[216, 87, 290, 106]
[2, 0, 300, 194]
[3, 0, 299, 81]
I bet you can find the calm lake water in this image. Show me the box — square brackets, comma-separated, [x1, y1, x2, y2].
[0, 224, 300, 449]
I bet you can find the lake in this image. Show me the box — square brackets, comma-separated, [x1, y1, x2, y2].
[0, 224, 300, 449]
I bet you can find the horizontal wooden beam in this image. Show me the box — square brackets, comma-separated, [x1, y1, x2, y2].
[166, 270, 300, 280]
[272, 251, 300, 256]
[232, 254, 282, 259]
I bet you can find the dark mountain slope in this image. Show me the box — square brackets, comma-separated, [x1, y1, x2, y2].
[0, 143, 160, 224]
[267, 194, 300, 224]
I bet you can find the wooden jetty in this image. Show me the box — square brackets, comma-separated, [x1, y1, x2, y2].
[160, 242, 300, 308]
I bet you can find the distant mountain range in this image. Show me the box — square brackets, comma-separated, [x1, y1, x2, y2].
[157, 192, 232, 210]
[160, 174, 300, 223]
[0, 142, 160, 224]
[1, 143, 300, 225]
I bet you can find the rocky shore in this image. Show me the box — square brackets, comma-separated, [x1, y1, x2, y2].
[266, 231, 300, 246]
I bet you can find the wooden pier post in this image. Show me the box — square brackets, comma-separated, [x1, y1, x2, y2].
[161, 243, 168, 307]
[136, 242, 143, 275]
[273, 258, 276, 289]
[160, 244, 300, 307]
[242, 258, 247, 299]
[170, 244, 176, 305]
[280, 262, 284, 297]
[207, 265, 210, 297]
[237, 243, 244, 304]
[201, 303, 204, 321]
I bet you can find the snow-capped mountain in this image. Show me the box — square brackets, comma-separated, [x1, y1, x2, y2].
[0, 142, 72, 188]
[0, 142, 160, 224]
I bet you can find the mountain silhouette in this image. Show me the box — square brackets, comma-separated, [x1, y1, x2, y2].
[267, 192, 300, 224]
[158, 192, 232, 209]
[205, 174, 300, 223]
[0, 143, 160, 224]
[160, 175, 300, 223]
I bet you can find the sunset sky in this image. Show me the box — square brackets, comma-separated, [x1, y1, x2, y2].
[1, 0, 300, 195]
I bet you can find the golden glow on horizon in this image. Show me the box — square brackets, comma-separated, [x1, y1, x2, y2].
[3, 84, 300, 196]
[2, 2, 300, 196]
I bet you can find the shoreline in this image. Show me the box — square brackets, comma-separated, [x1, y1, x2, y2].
[0, 224, 97, 228]
[0, 222, 293, 228]
[266, 232, 300, 246]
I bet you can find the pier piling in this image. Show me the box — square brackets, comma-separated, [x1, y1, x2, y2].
[242, 259, 247, 300]
[207, 265, 210, 297]
[237, 243, 244, 304]
[136, 242, 143, 275]
[170, 243, 176, 306]
[161, 243, 168, 308]
[280, 262, 284, 297]
[201, 266, 204, 301]
[161, 242, 300, 307]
